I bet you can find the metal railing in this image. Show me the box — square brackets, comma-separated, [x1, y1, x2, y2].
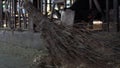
[0, 0, 28, 30]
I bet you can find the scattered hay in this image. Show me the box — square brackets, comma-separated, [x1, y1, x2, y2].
[23, 1, 120, 68]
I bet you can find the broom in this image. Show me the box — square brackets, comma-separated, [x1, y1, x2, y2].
[23, 1, 120, 68]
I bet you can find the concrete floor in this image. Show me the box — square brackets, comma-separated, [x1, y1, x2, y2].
[0, 30, 119, 68]
[0, 30, 45, 68]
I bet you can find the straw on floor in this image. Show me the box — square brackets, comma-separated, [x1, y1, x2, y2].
[23, 1, 120, 68]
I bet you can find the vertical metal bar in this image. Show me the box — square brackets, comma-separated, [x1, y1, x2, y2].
[37, 0, 40, 9]
[41, 0, 43, 12]
[38, 0, 41, 11]
[116, 0, 119, 32]
[0, 0, 3, 27]
[50, 2, 55, 19]
[14, 0, 17, 28]
[18, 0, 21, 28]
[113, 0, 119, 32]
[33, 0, 37, 8]
[89, 0, 92, 9]
[37, 0, 39, 9]
[10, 0, 13, 29]
[9, 0, 11, 28]
[9, 0, 13, 29]
[71, 0, 75, 5]
[47, 0, 50, 12]
[11, 0, 15, 29]
[19, 0, 27, 29]
[70, 0, 72, 6]
[5, 0, 7, 27]
[64, 0, 67, 8]
[113, 0, 117, 22]
[93, 0, 102, 12]
[12, 0, 14, 28]
[4, 0, 6, 27]
[106, 0, 109, 31]
[49, 0, 52, 11]
[4, 0, 9, 27]
[117, 9, 119, 32]
[4, 0, 8, 27]
[12, 0, 15, 28]
[6, 0, 11, 28]
[24, 10, 27, 29]
[45, 0, 47, 15]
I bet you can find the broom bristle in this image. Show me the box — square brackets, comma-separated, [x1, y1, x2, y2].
[23, 1, 120, 68]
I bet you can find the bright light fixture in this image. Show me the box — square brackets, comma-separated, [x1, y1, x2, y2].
[3, 24, 7, 28]
[53, 14, 58, 19]
[16, 14, 18, 17]
[93, 20, 103, 24]
[2, 1, 5, 4]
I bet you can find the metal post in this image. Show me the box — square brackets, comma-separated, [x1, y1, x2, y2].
[0, 0, 3, 27]
[117, 0, 119, 32]
[4, 0, 8, 27]
[49, 0, 52, 11]
[93, 0, 102, 12]
[33, 0, 37, 8]
[14, 0, 17, 28]
[41, 0, 43, 12]
[11, 0, 14, 29]
[45, 0, 47, 16]
[37, 0, 39, 9]
[118, 6, 120, 32]
[106, 0, 109, 31]
[18, 0, 21, 29]
[9, 0, 12, 29]
[113, 0, 119, 32]
[70, 0, 72, 6]
[64, 0, 67, 8]
[89, 0, 92, 9]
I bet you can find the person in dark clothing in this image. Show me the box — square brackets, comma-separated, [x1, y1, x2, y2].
[69, 0, 115, 23]
[69, 0, 90, 23]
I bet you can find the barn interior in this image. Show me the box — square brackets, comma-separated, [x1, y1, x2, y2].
[0, 0, 120, 68]
[0, 0, 120, 31]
